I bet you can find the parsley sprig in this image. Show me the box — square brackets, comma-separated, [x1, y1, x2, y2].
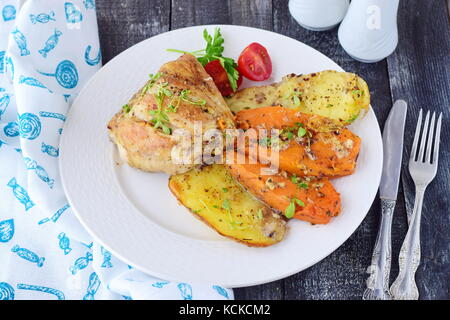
[167, 28, 240, 92]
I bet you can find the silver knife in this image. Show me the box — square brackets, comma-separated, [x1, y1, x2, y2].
[363, 99, 407, 300]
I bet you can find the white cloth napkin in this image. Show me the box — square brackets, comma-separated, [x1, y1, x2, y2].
[0, 0, 233, 300]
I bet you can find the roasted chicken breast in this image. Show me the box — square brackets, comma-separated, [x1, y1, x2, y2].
[108, 54, 235, 175]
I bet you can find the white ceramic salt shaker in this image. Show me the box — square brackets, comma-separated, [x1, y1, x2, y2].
[288, 0, 350, 31]
[338, 0, 400, 63]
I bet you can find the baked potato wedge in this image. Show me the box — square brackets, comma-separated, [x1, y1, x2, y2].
[226, 70, 370, 125]
[169, 164, 287, 247]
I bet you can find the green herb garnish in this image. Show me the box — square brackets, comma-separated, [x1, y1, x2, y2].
[167, 28, 240, 92]
[180, 89, 206, 105]
[291, 174, 308, 189]
[284, 197, 305, 219]
[122, 104, 131, 113]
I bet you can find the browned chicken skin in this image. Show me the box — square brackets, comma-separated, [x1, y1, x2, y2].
[108, 54, 235, 174]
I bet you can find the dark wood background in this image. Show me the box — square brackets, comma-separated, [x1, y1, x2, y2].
[95, 0, 449, 299]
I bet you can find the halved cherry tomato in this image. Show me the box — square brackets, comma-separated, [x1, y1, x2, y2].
[204, 59, 242, 97]
[238, 42, 272, 81]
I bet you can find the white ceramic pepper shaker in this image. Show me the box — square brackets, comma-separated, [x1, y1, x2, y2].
[338, 0, 400, 63]
[288, 0, 350, 31]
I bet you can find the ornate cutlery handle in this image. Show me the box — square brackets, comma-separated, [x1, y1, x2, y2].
[390, 187, 425, 300]
[363, 198, 395, 300]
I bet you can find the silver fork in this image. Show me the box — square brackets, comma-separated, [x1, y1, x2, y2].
[390, 109, 442, 300]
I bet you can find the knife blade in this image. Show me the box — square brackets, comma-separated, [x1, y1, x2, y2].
[380, 99, 408, 200]
[363, 99, 407, 300]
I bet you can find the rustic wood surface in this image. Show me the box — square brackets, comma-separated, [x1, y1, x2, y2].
[95, 0, 449, 300]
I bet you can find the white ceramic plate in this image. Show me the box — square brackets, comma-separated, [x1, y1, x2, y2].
[60, 25, 382, 288]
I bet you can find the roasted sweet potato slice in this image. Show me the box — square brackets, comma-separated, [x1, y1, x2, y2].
[235, 106, 361, 178]
[227, 155, 341, 224]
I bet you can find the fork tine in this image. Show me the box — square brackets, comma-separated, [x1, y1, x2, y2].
[417, 110, 430, 162]
[432, 113, 442, 164]
[410, 109, 423, 161]
[425, 112, 436, 163]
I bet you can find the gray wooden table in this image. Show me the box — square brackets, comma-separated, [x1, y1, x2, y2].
[95, 0, 449, 300]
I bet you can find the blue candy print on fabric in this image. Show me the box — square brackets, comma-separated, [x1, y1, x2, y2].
[19, 75, 52, 93]
[70, 252, 93, 275]
[18, 112, 41, 140]
[38, 60, 78, 89]
[30, 11, 56, 24]
[151, 281, 169, 288]
[83, 0, 96, 10]
[11, 28, 30, 56]
[212, 285, 229, 299]
[0, 219, 14, 242]
[0, 93, 10, 120]
[0, 282, 15, 300]
[100, 247, 112, 268]
[0, 50, 4, 73]
[82, 242, 93, 250]
[2, 5, 16, 21]
[41, 142, 59, 157]
[39, 111, 66, 121]
[57, 232, 72, 255]
[7, 177, 35, 211]
[64, 2, 83, 23]
[11, 245, 45, 267]
[83, 272, 101, 300]
[39, 29, 62, 58]
[84, 45, 101, 66]
[24, 157, 55, 189]
[38, 204, 70, 225]
[17, 283, 65, 300]
[4, 121, 19, 137]
[177, 283, 193, 300]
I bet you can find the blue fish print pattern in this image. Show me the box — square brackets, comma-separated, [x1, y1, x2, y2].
[7, 177, 35, 211]
[122, 295, 132, 300]
[24, 157, 55, 189]
[69, 252, 93, 275]
[57, 232, 72, 255]
[84, 45, 101, 66]
[100, 247, 112, 268]
[11, 28, 30, 56]
[177, 283, 193, 300]
[65, 2, 83, 23]
[38, 204, 70, 225]
[30, 11, 56, 24]
[4, 121, 19, 137]
[212, 285, 229, 299]
[39, 111, 66, 121]
[0, 219, 14, 243]
[19, 75, 52, 93]
[11, 245, 45, 267]
[151, 281, 169, 288]
[83, 0, 96, 10]
[0, 282, 15, 300]
[39, 29, 63, 58]
[17, 284, 65, 300]
[83, 272, 101, 300]
[18, 112, 41, 140]
[2, 5, 16, 21]
[41, 142, 59, 157]
[38, 60, 78, 89]
[0, 51, 4, 73]
[0, 93, 10, 120]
